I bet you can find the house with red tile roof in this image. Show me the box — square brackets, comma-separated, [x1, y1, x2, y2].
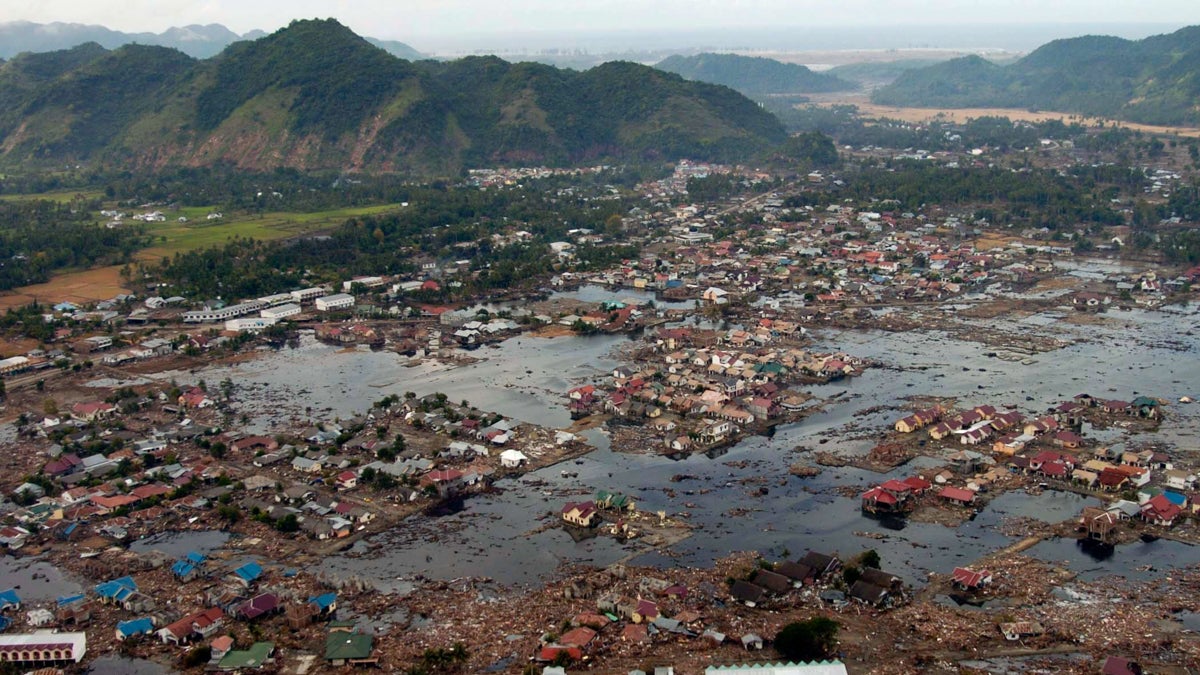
[1141, 495, 1183, 527]
[861, 486, 899, 514]
[951, 567, 992, 590]
[902, 476, 933, 493]
[561, 502, 597, 527]
[71, 401, 116, 422]
[558, 627, 596, 648]
[157, 607, 224, 644]
[938, 486, 976, 505]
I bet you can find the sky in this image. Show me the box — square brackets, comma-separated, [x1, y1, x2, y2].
[0, 0, 1195, 49]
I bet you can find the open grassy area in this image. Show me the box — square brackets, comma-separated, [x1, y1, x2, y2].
[134, 202, 408, 261]
[0, 189, 106, 203]
[0, 201, 407, 309]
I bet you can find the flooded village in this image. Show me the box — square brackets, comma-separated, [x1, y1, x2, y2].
[4, 148, 1200, 675]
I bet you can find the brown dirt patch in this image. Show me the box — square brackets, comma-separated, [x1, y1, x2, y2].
[0, 337, 38, 358]
[530, 324, 575, 338]
[1030, 275, 1084, 292]
[0, 265, 129, 310]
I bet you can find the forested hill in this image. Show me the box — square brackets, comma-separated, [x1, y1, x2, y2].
[0, 19, 788, 174]
[873, 25, 1200, 126]
[656, 53, 856, 95]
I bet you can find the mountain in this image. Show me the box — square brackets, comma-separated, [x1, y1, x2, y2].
[365, 38, 426, 62]
[0, 20, 425, 61]
[0, 19, 788, 173]
[656, 53, 856, 96]
[827, 59, 951, 87]
[873, 25, 1200, 126]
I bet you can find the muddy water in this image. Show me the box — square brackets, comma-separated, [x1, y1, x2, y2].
[191, 300, 1200, 588]
[0, 556, 83, 601]
[129, 530, 231, 558]
[193, 331, 632, 432]
[553, 284, 697, 311]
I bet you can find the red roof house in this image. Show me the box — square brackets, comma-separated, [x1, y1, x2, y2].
[938, 486, 976, 505]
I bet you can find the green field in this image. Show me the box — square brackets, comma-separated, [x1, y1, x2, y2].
[133, 203, 407, 259]
[0, 189, 106, 203]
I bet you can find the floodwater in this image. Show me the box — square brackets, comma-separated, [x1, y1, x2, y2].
[0, 556, 83, 601]
[1028, 536, 1200, 582]
[195, 330, 632, 433]
[188, 298, 1200, 590]
[553, 284, 697, 311]
[129, 530, 231, 558]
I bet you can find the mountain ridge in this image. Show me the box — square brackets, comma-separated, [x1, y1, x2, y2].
[0, 19, 425, 61]
[0, 19, 789, 174]
[656, 52, 856, 96]
[873, 25, 1200, 126]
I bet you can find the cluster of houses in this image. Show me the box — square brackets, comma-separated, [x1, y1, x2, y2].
[0, 550, 370, 671]
[894, 404, 1027, 447]
[574, 195, 1079, 314]
[873, 392, 1194, 535]
[568, 326, 861, 453]
[538, 551, 858, 669]
[727, 551, 906, 612]
[560, 491, 637, 533]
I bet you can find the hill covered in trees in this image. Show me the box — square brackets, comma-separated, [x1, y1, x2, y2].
[656, 53, 856, 96]
[0, 20, 788, 173]
[873, 25, 1200, 126]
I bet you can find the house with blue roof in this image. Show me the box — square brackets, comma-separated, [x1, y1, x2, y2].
[57, 594, 86, 608]
[309, 592, 337, 616]
[116, 617, 156, 641]
[172, 560, 199, 582]
[0, 589, 19, 612]
[172, 552, 207, 582]
[1163, 491, 1188, 507]
[95, 576, 137, 604]
[230, 562, 264, 587]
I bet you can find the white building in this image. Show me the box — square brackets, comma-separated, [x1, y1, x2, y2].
[291, 287, 326, 303]
[261, 304, 301, 321]
[315, 294, 355, 312]
[256, 292, 296, 306]
[343, 276, 385, 291]
[499, 449, 528, 468]
[225, 317, 278, 332]
[182, 301, 266, 323]
[706, 662, 848, 675]
[0, 630, 87, 664]
[0, 356, 31, 376]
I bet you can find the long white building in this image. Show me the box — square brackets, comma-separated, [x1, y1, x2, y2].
[0, 630, 87, 664]
[291, 287, 326, 303]
[261, 304, 301, 321]
[182, 301, 267, 323]
[315, 294, 355, 312]
[225, 317, 278, 332]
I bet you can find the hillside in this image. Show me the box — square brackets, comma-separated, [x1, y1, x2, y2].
[873, 25, 1200, 126]
[656, 53, 856, 95]
[0, 20, 425, 61]
[826, 59, 950, 87]
[0, 20, 787, 173]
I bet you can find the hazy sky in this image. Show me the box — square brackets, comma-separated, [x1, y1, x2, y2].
[2, 0, 1196, 41]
